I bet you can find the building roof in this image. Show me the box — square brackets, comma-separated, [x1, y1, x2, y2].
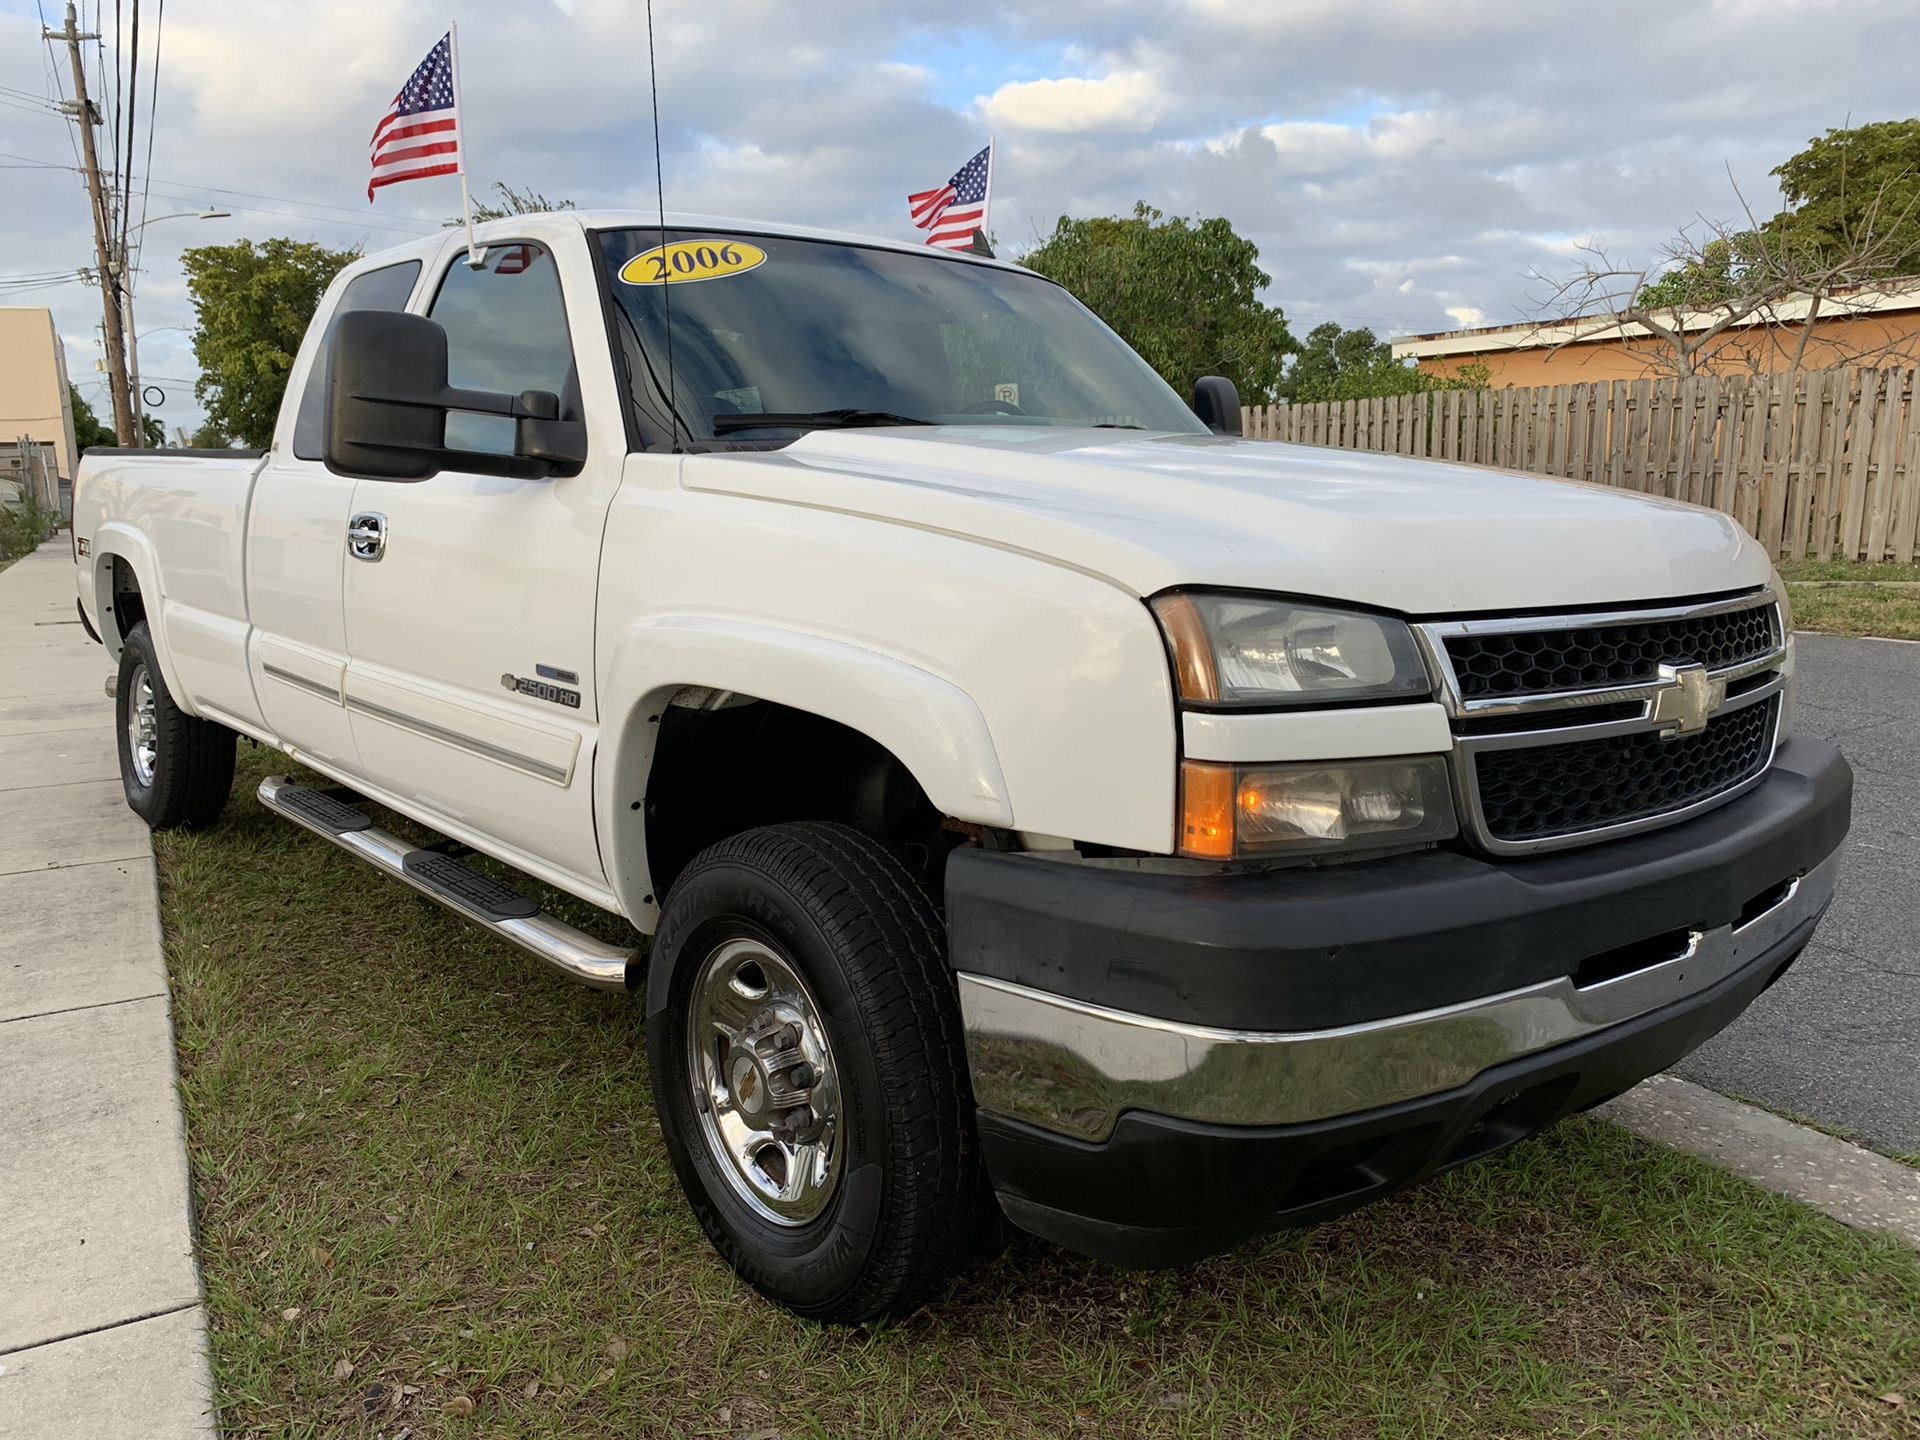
[1391, 278, 1920, 360]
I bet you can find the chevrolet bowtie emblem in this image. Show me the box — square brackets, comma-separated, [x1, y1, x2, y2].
[1651, 662, 1726, 738]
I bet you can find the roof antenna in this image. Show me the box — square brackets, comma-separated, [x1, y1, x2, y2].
[645, 0, 680, 451]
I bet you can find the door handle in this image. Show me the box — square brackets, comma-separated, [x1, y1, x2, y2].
[347, 511, 388, 562]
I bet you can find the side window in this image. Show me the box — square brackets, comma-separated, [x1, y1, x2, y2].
[290, 261, 421, 460]
[427, 241, 576, 455]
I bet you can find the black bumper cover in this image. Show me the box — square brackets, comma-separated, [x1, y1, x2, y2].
[948, 737, 1850, 1031]
[949, 738, 1850, 1268]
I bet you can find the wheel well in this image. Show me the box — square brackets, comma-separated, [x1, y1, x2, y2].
[642, 698, 956, 903]
[106, 556, 147, 643]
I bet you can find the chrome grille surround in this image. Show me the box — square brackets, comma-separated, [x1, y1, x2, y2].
[1417, 590, 1791, 855]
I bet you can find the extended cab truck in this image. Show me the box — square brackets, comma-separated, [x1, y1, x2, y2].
[75, 212, 1851, 1322]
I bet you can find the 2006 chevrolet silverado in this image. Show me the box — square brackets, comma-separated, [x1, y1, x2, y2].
[72, 211, 1851, 1322]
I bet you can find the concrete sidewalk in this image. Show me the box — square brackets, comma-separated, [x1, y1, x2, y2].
[0, 542, 215, 1439]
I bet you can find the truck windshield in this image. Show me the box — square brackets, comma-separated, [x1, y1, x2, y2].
[595, 228, 1210, 445]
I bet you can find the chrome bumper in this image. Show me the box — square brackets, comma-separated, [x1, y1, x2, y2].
[958, 850, 1837, 1143]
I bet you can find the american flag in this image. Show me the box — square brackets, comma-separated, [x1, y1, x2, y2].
[908, 144, 991, 250]
[368, 32, 462, 201]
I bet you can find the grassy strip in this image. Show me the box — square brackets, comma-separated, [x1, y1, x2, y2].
[1780, 560, 1920, 640]
[161, 747, 1920, 1438]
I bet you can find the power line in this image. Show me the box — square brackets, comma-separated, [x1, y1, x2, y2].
[0, 149, 441, 234]
[118, 0, 139, 291]
[0, 95, 64, 117]
[132, 0, 162, 277]
[35, 0, 87, 180]
[105, 0, 119, 228]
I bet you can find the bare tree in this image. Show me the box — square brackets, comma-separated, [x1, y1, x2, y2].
[1527, 171, 1920, 378]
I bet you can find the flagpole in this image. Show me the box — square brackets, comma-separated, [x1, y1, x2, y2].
[450, 21, 483, 267]
[982, 135, 995, 251]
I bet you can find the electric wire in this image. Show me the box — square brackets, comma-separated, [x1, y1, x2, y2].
[132, 0, 162, 272]
[0, 150, 440, 235]
[119, 0, 140, 291]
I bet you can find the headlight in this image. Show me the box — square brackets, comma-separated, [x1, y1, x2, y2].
[1152, 592, 1431, 707]
[1179, 756, 1457, 859]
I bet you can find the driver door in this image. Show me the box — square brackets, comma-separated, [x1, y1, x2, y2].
[339, 237, 620, 893]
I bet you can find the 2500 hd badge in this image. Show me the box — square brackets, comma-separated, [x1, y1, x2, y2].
[501, 672, 581, 708]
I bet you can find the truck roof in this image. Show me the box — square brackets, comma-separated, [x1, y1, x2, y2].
[352, 208, 1029, 276]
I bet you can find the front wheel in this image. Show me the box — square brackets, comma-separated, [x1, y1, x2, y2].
[115, 622, 235, 830]
[646, 822, 995, 1322]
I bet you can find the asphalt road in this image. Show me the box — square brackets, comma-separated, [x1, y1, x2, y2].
[1673, 632, 1920, 1157]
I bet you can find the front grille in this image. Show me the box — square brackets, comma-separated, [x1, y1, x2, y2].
[1446, 600, 1780, 701]
[1471, 696, 1779, 844]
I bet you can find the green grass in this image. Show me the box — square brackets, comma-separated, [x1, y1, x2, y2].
[159, 747, 1920, 1438]
[1779, 560, 1920, 640]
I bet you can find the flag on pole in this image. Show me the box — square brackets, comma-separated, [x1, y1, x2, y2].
[908, 144, 992, 250]
[368, 32, 463, 201]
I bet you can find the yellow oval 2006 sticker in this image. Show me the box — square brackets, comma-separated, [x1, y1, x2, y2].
[620, 239, 767, 286]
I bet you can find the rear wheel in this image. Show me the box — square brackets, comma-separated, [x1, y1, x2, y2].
[115, 622, 235, 830]
[647, 821, 995, 1322]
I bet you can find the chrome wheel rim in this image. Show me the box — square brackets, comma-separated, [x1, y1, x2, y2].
[686, 936, 843, 1227]
[126, 662, 157, 788]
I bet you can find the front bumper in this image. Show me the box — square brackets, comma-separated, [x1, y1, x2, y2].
[946, 736, 1850, 1267]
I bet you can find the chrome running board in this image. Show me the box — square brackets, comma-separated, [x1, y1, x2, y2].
[257, 774, 636, 992]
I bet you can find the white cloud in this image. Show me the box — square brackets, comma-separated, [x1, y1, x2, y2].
[6, 0, 1917, 429]
[979, 70, 1167, 134]
[1446, 305, 1486, 327]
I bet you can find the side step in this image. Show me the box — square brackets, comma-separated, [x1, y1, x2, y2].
[257, 775, 636, 992]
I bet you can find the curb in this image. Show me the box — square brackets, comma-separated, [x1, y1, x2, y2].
[1599, 1074, 1920, 1247]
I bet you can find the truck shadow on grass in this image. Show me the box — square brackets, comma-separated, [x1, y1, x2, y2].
[153, 749, 1920, 1440]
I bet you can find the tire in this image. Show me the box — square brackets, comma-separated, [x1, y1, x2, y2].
[647, 821, 996, 1322]
[115, 621, 235, 831]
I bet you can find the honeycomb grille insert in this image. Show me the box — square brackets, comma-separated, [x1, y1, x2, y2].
[1446, 602, 1779, 701]
[1472, 697, 1778, 843]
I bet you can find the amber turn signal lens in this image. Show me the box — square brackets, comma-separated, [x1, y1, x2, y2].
[1178, 759, 1235, 859]
[1151, 593, 1221, 704]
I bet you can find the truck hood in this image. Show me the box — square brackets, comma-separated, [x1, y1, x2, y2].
[686, 427, 1773, 614]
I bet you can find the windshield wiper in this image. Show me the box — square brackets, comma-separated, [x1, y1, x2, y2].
[711, 408, 935, 434]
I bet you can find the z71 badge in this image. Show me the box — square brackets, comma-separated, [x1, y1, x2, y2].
[501, 672, 581, 709]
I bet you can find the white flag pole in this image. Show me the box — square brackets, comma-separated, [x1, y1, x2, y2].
[981, 136, 995, 252]
[450, 22, 484, 267]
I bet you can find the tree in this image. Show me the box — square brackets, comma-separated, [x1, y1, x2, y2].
[69, 385, 114, 450]
[446, 182, 575, 227]
[1020, 203, 1297, 404]
[1279, 324, 1490, 402]
[1768, 118, 1920, 275]
[188, 420, 232, 449]
[181, 238, 360, 448]
[1536, 118, 1920, 378]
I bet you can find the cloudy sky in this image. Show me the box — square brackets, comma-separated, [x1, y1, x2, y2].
[2, 0, 1915, 436]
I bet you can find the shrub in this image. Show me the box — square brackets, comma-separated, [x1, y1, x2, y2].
[0, 496, 58, 563]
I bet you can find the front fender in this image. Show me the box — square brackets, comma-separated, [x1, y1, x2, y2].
[595, 614, 1013, 928]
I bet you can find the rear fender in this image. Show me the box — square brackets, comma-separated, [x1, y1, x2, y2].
[88, 523, 184, 694]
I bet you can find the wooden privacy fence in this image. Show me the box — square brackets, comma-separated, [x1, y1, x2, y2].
[1241, 368, 1920, 563]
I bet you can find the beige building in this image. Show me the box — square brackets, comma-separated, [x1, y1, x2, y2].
[0, 308, 80, 489]
[1393, 280, 1920, 387]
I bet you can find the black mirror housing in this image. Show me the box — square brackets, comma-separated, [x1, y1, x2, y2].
[1192, 375, 1242, 435]
[323, 310, 587, 482]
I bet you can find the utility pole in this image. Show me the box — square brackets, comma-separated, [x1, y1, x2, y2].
[46, 2, 137, 448]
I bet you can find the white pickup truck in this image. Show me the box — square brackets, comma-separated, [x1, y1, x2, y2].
[74, 211, 1851, 1322]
